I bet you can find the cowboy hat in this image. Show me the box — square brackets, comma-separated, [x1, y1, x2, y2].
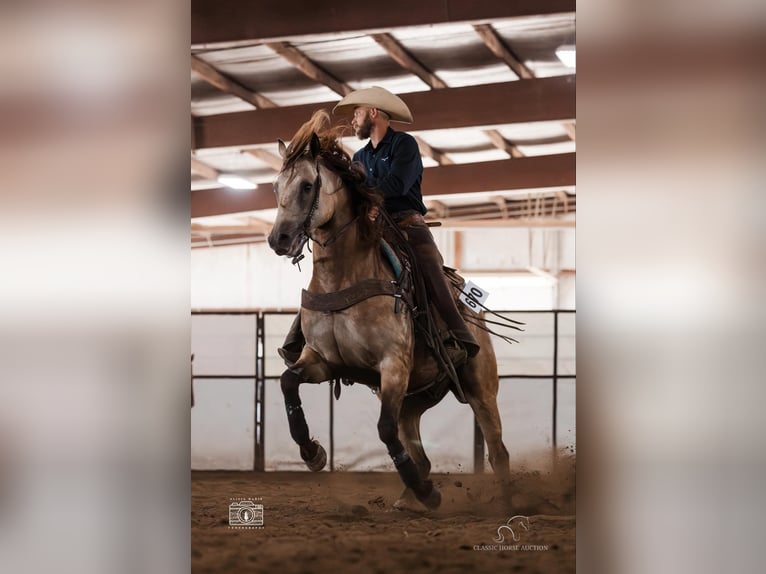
[332, 86, 413, 123]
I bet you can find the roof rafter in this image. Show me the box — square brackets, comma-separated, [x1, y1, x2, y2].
[562, 121, 576, 141]
[414, 136, 454, 165]
[191, 55, 277, 109]
[370, 33, 448, 89]
[190, 155, 220, 181]
[483, 129, 524, 158]
[264, 41, 353, 97]
[472, 24, 534, 80]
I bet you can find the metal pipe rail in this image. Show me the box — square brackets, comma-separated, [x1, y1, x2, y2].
[192, 309, 575, 472]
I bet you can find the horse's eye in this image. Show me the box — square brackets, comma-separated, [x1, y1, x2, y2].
[302, 182, 313, 193]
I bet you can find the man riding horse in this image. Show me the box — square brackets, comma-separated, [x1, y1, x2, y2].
[279, 86, 480, 368]
[268, 105, 513, 510]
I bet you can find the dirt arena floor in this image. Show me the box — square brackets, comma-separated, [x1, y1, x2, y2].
[192, 455, 575, 574]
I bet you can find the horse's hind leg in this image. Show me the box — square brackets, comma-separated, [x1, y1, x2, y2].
[378, 358, 441, 510]
[468, 396, 511, 481]
[463, 358, 512, 506]
[280, 368, 327, 471]
[467, 390, 515, 511]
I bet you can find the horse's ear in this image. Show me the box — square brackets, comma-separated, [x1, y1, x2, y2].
[277, 139, 287, 159]
[309, 133, 321, 158]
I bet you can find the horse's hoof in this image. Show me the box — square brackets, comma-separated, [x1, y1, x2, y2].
[302, 440, 327, 472]
[416, 481, 442, 510]
[393, 488, 422, 512]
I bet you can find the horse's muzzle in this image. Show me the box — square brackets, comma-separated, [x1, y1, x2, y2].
[268, 228, 304, 257]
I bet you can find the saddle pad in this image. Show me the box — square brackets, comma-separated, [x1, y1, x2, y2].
[379, 239, 402, 279]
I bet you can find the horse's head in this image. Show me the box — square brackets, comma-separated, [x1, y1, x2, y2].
[267, 133, 347, 257]
[267, 109, 383, 258]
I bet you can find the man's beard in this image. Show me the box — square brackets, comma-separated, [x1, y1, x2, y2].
[354, 115, 373, 140]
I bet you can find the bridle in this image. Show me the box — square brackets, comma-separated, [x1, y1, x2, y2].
[289, 155, 359, 268]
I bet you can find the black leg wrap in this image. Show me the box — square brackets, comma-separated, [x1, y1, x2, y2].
[285, 401, 310, 446]
[391, 449, 426, 494]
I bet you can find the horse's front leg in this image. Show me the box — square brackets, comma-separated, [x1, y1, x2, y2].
[280, 347, 332, 472]
[378, 356, 442, 510]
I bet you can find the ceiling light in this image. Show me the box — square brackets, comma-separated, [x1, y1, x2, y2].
[217, 175, 257, 190]
[555, 46, 576, 68]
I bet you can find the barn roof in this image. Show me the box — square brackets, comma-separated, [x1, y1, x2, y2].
[191, 1, 575, 247]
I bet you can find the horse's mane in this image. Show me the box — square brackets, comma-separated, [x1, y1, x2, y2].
[283, 110, 382, 244]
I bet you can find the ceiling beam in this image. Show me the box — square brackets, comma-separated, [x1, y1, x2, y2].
[190, 156, 220, 181]
[414, 136, 454, 165]
[264, 42, 353, 97]
[192, 0, 576, 45]
[191, 55, 277, 109]
[423, 153, 574, 196]
[193, 77, 575, 149]
[562, 121, 576, 141]
[497, 134, 572, 147]
[483, 129, 524, 158]
[370, 33, 448, 89]
[426, 199, 450, 218]
[472, 24, 534, 80]
[245, 149, 284, 171]
[192, 153, 575, 217]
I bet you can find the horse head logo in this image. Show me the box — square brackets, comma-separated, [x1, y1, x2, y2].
[494, 515, 530, 543]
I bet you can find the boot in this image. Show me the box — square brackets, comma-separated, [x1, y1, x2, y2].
[278, 312, 304, 367]
[448, 328, 480, 359]
[443, 337, 468, 368]
[404, 222, 481, 361]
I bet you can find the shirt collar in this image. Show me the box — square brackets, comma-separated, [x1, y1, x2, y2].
[365, 126, 395, 152]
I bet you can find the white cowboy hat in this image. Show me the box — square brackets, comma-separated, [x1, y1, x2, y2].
[332, 86, 414, 123]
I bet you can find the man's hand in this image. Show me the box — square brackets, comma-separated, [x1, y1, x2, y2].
[369, 205, 380, 221]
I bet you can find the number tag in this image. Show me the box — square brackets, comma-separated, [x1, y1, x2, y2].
[459, 280, 489, 312]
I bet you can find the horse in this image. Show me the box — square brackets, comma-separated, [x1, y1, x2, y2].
[267, 110, 512, 510]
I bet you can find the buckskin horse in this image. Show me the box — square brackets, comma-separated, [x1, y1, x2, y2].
[267, 110, 512, 510]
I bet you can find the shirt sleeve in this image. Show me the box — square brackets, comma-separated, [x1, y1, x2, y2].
[372, 134, 422, 199]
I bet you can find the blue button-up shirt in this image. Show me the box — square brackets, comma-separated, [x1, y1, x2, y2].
[353, 127, 427, 215]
